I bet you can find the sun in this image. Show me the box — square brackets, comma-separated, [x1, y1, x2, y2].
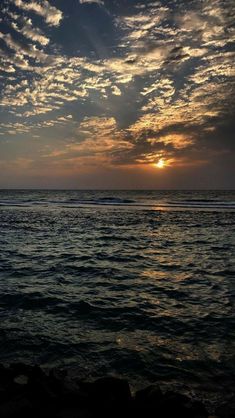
[155, 158, 165, 169]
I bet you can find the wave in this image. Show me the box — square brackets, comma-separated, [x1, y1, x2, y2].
[168, 199, 235, 205]
[0, 197, 235, 210]
[68, 196, 136, 204]
[0, 197, 137, 207]
[166, 200, 235, 209]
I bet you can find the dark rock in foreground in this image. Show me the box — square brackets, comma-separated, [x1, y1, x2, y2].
[0, 363, 233, 418]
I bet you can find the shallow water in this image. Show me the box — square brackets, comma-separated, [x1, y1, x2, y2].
[0, 190, 234, 405]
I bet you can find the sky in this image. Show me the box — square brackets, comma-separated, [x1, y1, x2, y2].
[0, 0, 234, 189]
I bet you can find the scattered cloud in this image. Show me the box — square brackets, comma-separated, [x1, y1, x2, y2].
[0, 0, 234, 184]
[10, 17, 50, 46]
[12, 0, 63, 27]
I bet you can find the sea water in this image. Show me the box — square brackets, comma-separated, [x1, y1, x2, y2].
[0, 190, 234, 406]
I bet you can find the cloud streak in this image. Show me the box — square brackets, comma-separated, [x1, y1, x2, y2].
[79, 0, 104, 5]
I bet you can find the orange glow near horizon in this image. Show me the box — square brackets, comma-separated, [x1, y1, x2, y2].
[155, 158, 166, 169]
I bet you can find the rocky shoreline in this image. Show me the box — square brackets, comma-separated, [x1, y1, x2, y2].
[0, 363, 234, 418]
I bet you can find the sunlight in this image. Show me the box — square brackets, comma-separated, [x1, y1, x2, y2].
[155, 158, 165, 169]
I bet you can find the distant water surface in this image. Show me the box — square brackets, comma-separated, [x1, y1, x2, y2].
[0, 190, 234, 407]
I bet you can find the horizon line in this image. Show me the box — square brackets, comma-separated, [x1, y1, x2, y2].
[0, 188, 234, 192]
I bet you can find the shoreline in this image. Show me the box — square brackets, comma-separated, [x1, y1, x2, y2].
[0, 363, 234, 418]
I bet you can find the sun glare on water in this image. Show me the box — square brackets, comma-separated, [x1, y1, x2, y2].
[155, 158, 165, 169]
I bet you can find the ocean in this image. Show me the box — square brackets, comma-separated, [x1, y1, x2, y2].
[0, 190, 234, 407]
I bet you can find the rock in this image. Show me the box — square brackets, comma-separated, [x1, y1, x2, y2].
[88, 376, 132, 417]
[91, 376, 132, 402]
[27, 367, 60, 403]
[49, 368, 67, 379]
[189, 400, 209, 418]
[0, 395, 33, 418]
[60, 379, 88, 407]
[9, 363, 33, 377]
[134, 385, 163, 417]
[13, 375, 28, 386]
[0, 365, 13, 389]
[161, 391, 208, 418]
[0, 365, 12, 404]
[53, 406, 91, 418]
[215, 396, 235, 418]
[0, 365, 223, 418]
[135, 384, 163, 403]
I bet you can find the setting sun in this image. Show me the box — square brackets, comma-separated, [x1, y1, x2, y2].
[155, 158, 166, 169]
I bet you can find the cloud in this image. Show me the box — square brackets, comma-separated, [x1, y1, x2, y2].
[79, 0, 104, 5]
[0, 0, 234, 179]
[147, 133, 194, 150]
[0, 31, 50, 63]
[75, 116, 132, 156]
[41, 116, 133, 167]
[0, 114, 74, 137]
[0, 50, 98, 115]
[12, 0, 63, 27]
[0, 62, 16, 73]
[11, 17, 50, 46]
[112, 85, 122, 96]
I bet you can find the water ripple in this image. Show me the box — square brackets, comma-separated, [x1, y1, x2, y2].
[0, 190, 234, 403]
